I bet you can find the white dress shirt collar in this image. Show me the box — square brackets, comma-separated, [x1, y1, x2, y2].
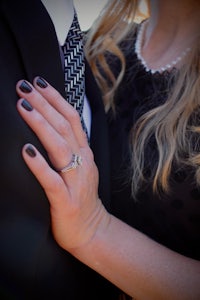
[41, 0, 74, 46]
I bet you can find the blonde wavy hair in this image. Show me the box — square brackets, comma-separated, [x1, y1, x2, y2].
[85, 0, 200, 197]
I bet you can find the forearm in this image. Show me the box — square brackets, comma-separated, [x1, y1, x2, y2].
[72, 211, 200, 300]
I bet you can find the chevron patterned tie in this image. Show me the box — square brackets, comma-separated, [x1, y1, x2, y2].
[62, 12, 88, 137]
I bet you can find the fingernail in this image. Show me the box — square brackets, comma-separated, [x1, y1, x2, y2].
[21, 99, 33, 111]
[36, 77, 48, 88]
[19, 80, 32, 93]
[25, 145, 36, 157]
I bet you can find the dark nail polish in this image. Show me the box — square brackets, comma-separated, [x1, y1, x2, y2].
[25, 145, 36, 157]
[19, 80, 32, 93]
[36, 77, 48, 88]
[21, 99, 33, 111]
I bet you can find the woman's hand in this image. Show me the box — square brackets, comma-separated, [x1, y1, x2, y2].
[16, 77, 110, 252]
[16, 77, 200, 300]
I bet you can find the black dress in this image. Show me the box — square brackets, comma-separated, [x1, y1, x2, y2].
[106, 32, 200, 260]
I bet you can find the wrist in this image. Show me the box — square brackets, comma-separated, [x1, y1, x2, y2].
[70, 198, 111, 259]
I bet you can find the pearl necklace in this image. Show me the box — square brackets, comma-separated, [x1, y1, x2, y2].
[135, 21, 191, 74]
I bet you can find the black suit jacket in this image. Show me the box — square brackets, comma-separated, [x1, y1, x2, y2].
[0, 0, 118, 299]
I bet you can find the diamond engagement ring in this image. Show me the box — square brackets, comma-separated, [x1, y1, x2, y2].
[57, 154, 82, 173]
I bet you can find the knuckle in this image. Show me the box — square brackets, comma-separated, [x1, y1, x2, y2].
[83, 147, 95, 162]
[69, 109, 80, 123]
[57, 119, 71, 136]
[55, 140, 69, 158]
[35, 113, 46, 128]
[49, 88, 61, 101]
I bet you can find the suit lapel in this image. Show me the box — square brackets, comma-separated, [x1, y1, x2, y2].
[85, 60, 111, 211]
[1, 0, 65, 97]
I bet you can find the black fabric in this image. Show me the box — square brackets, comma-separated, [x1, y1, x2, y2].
[107, 31, 200, 261]
[0, 0, 119, 298]
[85, 59, 111, 212]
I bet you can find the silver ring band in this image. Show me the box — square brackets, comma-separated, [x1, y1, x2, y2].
[57, 154, 82, 173]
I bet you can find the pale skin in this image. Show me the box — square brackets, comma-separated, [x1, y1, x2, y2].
[142, 0, 200, 70]
[15, 0, 200, 299]
[16, 78, 200, 300]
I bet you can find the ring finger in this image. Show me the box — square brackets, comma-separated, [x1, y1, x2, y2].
[17, 98, 76, 172]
